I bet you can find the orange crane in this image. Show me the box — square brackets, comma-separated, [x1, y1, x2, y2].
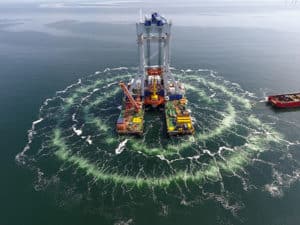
[119, 82, 141, 112]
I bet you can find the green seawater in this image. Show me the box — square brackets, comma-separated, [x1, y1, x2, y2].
[1, 3, 300, 225]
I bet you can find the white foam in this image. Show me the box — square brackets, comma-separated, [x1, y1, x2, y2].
[33, 118, 43, 125]
[114, 218, 134, 225]
[80, 87, 101, 103]
[111, 67, 128, 70]
[231, 82, 240, 87]
[72, 126, 82, 136]
[86, 136, 92, 145]
[187, 155, 200, 160]
[115, 139, 128, 154]
[15, 118, 44, 164]
[157, 155, 165, 160]
[259, 97, 268, 103]
[71, 113, 78, 122]
[42, 98, 52, 107]
[211, 194, 242, 216]
[56, 79, 81, 94]
[209, 93, 216, 98]
[104, 82, 118, 88]
[265, 184, 283, 198]
[265, 169, 300, 198]
[203, 149, 215, 157]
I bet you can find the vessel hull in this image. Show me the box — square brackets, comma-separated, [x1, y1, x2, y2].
[268, 93, 300, 108]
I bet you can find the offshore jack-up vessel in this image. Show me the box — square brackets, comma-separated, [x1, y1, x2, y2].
[116, 12, 195, 136]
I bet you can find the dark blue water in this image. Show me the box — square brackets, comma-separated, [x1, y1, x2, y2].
[1, 1, 300, 225]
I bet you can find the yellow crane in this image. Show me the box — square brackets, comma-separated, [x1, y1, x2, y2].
[151, 79, 159, 101]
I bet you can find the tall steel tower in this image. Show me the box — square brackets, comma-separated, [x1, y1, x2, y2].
[117, 12, 194, 136]
[130, 12, 179, 98]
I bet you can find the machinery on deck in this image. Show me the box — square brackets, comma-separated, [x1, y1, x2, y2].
[116, 12, 194, 135]
[268, 93, 300, 108]
[119, 82, 142, 112]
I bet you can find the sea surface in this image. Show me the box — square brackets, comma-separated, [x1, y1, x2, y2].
[1, 1, 300, 225]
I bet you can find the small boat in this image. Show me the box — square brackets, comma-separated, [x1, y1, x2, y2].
[268, 93, 300, 108]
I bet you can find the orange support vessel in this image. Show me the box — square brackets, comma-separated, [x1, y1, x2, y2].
[268, 93, 300, 108]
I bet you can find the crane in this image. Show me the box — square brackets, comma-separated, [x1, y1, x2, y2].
[151, 79, 158, 101]
[119, 82, 141, 112]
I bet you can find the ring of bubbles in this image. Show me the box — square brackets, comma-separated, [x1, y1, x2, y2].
[17, 67, 288, 192]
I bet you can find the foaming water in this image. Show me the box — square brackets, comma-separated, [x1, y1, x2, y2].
[16, 67, 300, 218]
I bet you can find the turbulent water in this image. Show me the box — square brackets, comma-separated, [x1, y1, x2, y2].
[15, 67, 300, 223]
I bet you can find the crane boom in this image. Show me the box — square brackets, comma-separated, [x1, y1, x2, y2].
[119, 82, 140, 112]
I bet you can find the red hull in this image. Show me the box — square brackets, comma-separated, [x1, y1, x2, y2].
[268, 93, 300, 108]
